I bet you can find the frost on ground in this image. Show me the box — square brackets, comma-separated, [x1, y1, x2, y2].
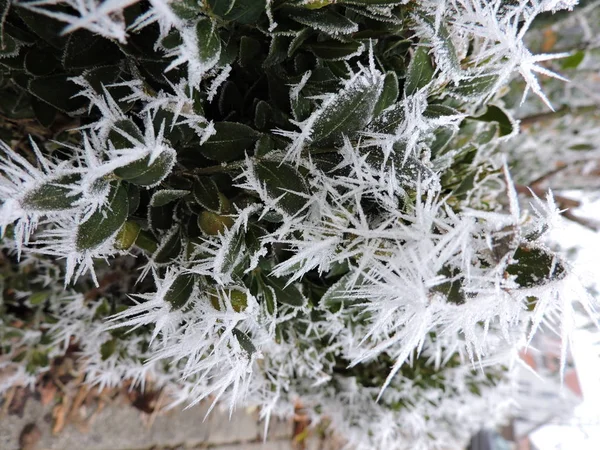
[0, 1, 596, 450]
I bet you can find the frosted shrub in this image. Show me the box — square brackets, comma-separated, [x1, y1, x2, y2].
[0, 1, 593, 449]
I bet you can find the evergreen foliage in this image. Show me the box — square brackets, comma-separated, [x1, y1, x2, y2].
[0, 0, 594, 448]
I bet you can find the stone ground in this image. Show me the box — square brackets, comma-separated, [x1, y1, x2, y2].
[0, 390, 341, 450]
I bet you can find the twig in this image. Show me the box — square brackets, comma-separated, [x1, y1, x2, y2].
[519, 105, 600, 127]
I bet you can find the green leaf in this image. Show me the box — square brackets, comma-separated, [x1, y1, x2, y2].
[232, 328, 256, 356]
[164, 273, 195, 310]
[223, 0, 265, 23]
[506, 246, 566, 288]
[424, 104, 461, 119]
[22, 173, 83, 211]
[28, 74, 87, 114]
[311, 75, 383, 144]
[405, 47, 434, 96]
[114, 150, 176, 186]
[151, 189, 189, 207]
[288, 27, 313, 57]
[32, 98, 57, 127]
[114, 221, 141, 251]
[100, 339, 117, 361]
[192, 177, 221, 212]
[321, 272, 351, 308]
[254, 160, 309, 216]
[290, 8, 358, 35]
[29, 290, 51, 306]
[263, 276, 305, 307]
[196, 17, 221, 69]
[239, 36, 262, 68]
[108, 119, 144, 149]
[468, 105, 514, 137]
[24, 47, 59, 76]
[207, 0, 236, 16]
[568, 143, 594, 151]
[369, 101, 405, 134]
[153, 226, 182, 264]
[15, 6, 68, 49]
[561, 51, 585, 70]
[308, 39, 363, 61]
[452, 74, 498, 99]
[63, 30, 121, 69]
[199, 122, 260, 162]
[263, 35, 290, 67]
[373, 71, 399, 117]
[431, 266, 465, 305]
[419, 15, 460, 76]
[216, 227, 245, 275]
[76, 182, 129, 251]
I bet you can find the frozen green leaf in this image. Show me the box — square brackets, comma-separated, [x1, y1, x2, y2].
[507, 246, 566, 288]
[264, 276, 305, 307]
[405, 47, 434, 96]
[254, 160, 309, 216]
[151, 189, 189, 207]
[114, 150, 176, 186]
[373, 71, 399, 117]
[164, 273, 195, 310]
[311, 75, 383, 144]
[199, 122, 260, 162]
[196, 17, 221, 69]
[76, 182, 129, 251]
[193, 177, 221, 212]
[22, 173, 83, 211]
[308, 39, 364, 61]
[232, 328, 256, 356]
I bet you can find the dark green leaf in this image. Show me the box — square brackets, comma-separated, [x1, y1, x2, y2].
[232, 328, 256, 356]
[424, 104, 461, 119]
[199, 122, 260, 162]
[373, 71, 399, 117]
[223, 0, 265, 23]
[164, 273, 195, 310]
[288, 27, 313, 57]
[308, 39, 363, 61]
[151, 189, 189, 207]
[239, 36, 262, 68]
[32, 98, 57, 127]
[76, 182, 129, 251]
[22, 173, 82, 211]
[216, 227, 245, 276]
[28, 74, 87, 114]
[153, 226, 182, 264]
[263, 276, 305, 307]
[24, 47, 59, 76]
[254, 160, 309, 216]
[192, 177, 221, 212]
[100, 339, 117, 361]
[114, 150, 176, 186]
[507, 246, 566, 288]
[452, 74, 498, 99]
[290, 8, 358, 35]
[63, 30, 121, 69]
[468, 105, 514, 137]
[208, 0, 236, 17]
[108, 119, 144, 149]
[311, 75, 383, 144]
[405, 47, 434, 96]
[196, 17, 221, 69]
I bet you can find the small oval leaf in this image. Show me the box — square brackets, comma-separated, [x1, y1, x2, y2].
[76, 182, 129, 251]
